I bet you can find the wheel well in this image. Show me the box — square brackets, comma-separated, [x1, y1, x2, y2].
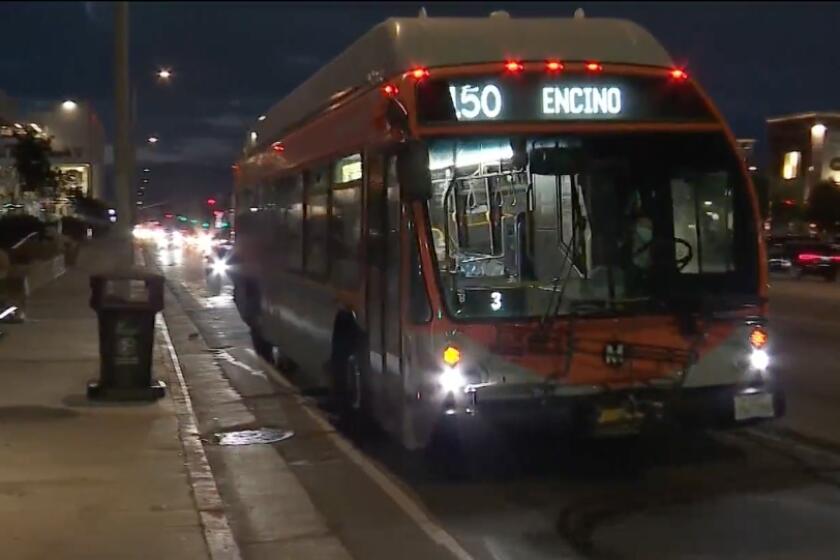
[234, 277, 261, 326]
[331, 310, 361, 362]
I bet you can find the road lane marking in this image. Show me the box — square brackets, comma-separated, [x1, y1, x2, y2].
[243, 347, 477, 560]
[158, 314, 243, 560]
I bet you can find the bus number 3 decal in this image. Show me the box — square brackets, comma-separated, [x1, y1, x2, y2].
[449, 84, 503, 120]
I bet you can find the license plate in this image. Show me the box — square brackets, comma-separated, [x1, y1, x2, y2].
[597, 407, 643, 425]
[734, 392, 775, 421]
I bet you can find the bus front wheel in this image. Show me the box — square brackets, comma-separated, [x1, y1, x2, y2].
[332, 344, 370, 434]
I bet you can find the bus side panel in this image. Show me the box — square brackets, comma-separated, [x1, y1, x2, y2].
[259, 270, 342, 389]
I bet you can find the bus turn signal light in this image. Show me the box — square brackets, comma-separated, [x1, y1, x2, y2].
[749, 327, 768, 350]
[443, 345, 461, 367]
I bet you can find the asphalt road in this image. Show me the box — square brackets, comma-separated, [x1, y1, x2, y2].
[155, 245, 840, 560]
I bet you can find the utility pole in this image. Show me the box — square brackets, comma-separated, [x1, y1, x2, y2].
[114, 1, 133, 242]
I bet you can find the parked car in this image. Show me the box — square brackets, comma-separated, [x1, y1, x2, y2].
[768, 240, 839, 281]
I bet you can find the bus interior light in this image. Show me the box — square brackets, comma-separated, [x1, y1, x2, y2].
[504, 60, 524, 73]
[585, 61, 603, 73]
[546, 60, 564, 72]
[670, 68, 689, 81]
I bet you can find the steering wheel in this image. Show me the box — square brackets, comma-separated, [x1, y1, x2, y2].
[634, 237, 694, 271]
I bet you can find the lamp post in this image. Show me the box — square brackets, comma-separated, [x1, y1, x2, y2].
[114, 1, 133, 241]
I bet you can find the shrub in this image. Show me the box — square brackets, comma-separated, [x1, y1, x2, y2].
[0, 214, 46, 250]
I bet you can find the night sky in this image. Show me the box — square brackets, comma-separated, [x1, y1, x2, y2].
[1, 1, 839, 208]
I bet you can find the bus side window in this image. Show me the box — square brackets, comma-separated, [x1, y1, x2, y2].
[305, 166, 330, 278]
[331, 154, 363, 290]
[408, 215, 432, 324]
[279, 174, 304, 271]
[385, 157, 402, 377]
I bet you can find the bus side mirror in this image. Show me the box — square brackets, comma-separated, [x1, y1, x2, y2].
[384, 98, 410, 137]
[397, 141, 432, 201]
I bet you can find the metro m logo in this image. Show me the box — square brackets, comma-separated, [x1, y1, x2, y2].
[604, 342, 625, 367]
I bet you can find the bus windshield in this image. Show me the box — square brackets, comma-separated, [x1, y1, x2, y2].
[424, 132, 759, 320]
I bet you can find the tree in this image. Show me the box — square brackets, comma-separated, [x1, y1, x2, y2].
[11, 129, 58, 196]
[806, 181, 840, 231]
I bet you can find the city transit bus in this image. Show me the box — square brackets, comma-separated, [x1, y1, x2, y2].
[232, 14, 782, 450]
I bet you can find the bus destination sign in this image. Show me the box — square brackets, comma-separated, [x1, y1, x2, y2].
[416, 74, 714, 125]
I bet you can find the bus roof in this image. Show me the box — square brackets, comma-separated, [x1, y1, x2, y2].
[252, 16, 674, 151]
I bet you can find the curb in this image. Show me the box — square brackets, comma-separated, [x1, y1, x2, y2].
[158, 314, 243, 560]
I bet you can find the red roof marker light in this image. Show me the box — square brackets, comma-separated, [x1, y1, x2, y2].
[670, 68, 689, 81]
[504, 60, 524, 73]
[271, 141, 285, 153]
[585, 62, 603, 73]
[381, 84, 399, 96]
[407, 67, 430, 80]
[546, 60, 564, 72]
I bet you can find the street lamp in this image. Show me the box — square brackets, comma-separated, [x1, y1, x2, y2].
[156, 68, 173, 82]
[61, 99, 78, 112]
[147, 136, 159, 144]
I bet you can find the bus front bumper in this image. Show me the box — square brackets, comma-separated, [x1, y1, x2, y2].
[440, 381, 785, 436]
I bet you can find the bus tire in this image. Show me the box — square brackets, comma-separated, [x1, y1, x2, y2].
[251, 328, 273, 362]
[331, 322, 371, 433]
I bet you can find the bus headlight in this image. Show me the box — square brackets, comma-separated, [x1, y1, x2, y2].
[439, 366, 465, 393]
[750, 349, 770, 371]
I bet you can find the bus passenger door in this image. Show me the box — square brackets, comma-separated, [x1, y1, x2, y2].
[364, 153, 402, 433]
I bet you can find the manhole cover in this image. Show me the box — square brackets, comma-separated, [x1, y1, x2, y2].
[214, 428, 294, 446]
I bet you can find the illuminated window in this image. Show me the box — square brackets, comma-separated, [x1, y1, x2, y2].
[782, 151, 801, 179]
[334, 153, 362, 183]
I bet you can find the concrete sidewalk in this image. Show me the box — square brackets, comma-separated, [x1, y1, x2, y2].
[0, 239, 210, 559]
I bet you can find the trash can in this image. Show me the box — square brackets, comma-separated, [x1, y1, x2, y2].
[87, 268, 166, 401]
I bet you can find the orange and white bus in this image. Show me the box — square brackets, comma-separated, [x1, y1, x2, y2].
[232, 14, 782, 449]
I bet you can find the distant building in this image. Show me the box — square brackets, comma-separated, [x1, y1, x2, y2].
[29, 100, 106, 200]
[0, 90, 19, 203]
[766, 112, 840, 203]
[0, 95, 106, 217]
